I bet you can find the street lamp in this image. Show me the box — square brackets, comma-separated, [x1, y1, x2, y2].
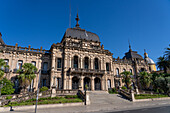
[0, 81, 3, 98]
[35, 69, 41, 113]
[35, 67, 54, 113]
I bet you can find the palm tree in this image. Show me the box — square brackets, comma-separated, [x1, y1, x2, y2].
[0, 59, 9, 80]
[120, 71, 132, 89]
[18, 63, 37, 92]
[164, 44, 170, 61]
[139, 71, 152, 89]
[157, 56, 170, 73]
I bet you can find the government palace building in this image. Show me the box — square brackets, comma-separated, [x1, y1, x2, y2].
[0, 14, 156, 93]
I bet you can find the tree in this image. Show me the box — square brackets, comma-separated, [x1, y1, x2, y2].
[0, 78, 15, 95]
[157, 56, 170, 73]
[17, 63, 37, 92]
[0, 59, 9, 80]
[120, 71, 132, 89]
[164, 44, 170, 62]
[139, 71, 152, 89]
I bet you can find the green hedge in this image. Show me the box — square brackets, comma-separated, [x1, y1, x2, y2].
[4, 95, 82, 107]
[135, 94, 168, 99]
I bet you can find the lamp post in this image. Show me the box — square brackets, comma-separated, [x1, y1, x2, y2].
[35, 67, 54, 113]
[35, 69, 41, 113]
[0, 81, 4, 98]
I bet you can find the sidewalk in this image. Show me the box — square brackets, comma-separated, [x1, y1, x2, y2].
[1, 93, 170, 113]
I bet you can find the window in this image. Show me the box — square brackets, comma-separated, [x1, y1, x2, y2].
[74, 56, 78, 68]
[4, 59, 9, 66]
[4, 59, 9, 72]
[130, 69, 132, 74]
[17, 60, 23, 69]
[57, 58, 62, 68]
[94, 58, 99, 70]
[141, 68, 145, 72]
[43, 62, 48, 71]
[31, 61, 36, 66]
[123, 69, 126, 72]
[84, 57, 89, 69]
[116, 68, 119, 75]
[106, 63, 110, 71]
[42, 79, 46, 87]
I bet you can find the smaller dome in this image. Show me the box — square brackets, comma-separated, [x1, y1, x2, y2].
[145, 57, 155, 64]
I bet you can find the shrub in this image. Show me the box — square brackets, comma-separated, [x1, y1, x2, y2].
[108, 88, 118, 94]
[0, 78, 15, 95]
[65, 95, 78, 98]
[40, 86, 48, 92]
[121, 86, 127, 90]
[6, 96, 12, 100]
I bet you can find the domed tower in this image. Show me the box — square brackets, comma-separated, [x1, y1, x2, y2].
[144, 50, 156, 72]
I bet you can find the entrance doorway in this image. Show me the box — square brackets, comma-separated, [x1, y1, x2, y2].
[84, 77, 91, 90]
[95, 77, 101, 90]
[72, 76, 79, 89]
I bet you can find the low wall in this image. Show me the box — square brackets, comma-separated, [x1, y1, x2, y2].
[0, 102, 84, 112]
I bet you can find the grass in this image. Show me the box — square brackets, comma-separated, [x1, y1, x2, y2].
[135, 94, 169, 99]
[3, 95, 83, 107]
[108, 88, 118, 94]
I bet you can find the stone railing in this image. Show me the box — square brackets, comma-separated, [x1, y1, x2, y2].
[0, 44, 50, 54]
[119, 89, 135, 101]
[70, 68, 105, 74]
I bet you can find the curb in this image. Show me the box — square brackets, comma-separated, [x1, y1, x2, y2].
[0, 102, 84, 112]
[134, 97, 170, 102]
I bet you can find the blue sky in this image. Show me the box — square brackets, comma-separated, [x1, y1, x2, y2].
[0, 0, 170, 65]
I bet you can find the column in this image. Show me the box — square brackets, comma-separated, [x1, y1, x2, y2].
[105, 75, 108, 91]
[50, 54, 55, 88]
[68, 76, 72, 89]
[80, 56, 83, 69]
[91, 57, 93, 69]
[101, 77, 105, 90]
[80, 76, 84, 90]
[91, 76, 94, 91]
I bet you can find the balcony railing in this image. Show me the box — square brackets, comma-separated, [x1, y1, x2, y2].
[41, 70, 48, 74]
[69, 68, 105, 74]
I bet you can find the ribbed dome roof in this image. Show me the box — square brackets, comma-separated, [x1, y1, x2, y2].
[65, 28, 100, 42]
[145, 57, 155, 64]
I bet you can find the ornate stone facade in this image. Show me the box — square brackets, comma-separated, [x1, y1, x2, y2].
[0, 14, 156, 92]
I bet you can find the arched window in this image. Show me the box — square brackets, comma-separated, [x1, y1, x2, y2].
[94, 58, 99, 70]
[116, 68, 119, 75]
[130, 69, 132, 74]
[17, 60, 23, 70]
[123, 69, 126, 72]
[84, 57, 89, 69]
[74, 56, 78, 68]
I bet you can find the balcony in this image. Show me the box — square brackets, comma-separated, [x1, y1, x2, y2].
[69, 68, 105, 74]
[41, 70, 48, 74]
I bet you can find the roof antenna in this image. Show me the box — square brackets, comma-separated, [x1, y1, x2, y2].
[128, 39, 132, 51]
[69, 0, 71, 28]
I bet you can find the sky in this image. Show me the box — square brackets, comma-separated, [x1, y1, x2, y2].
[0, 0, 170, 66]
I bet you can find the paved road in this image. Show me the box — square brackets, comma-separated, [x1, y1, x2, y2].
[92, 105, 170, 113]
[1, 91, 170, 113]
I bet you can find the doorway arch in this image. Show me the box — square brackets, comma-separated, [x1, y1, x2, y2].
[84, 77, 91, 90]
[72, 76, 79, 89]
[95, 77, 101, 90]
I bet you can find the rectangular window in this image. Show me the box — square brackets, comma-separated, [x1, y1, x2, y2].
[57, 58, 62, 68]
[106, 63, 110, 71]
[4, 59, 9, 72]
[42, 79, 46, 87]
[17, 60, 23, 69]
[43, 62, 48, 71]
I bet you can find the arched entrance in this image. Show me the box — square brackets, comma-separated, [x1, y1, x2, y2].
[95, 77, 101, 90]
[84, 77, 91, 90]
[72, 76, 79, 89]
[107, 79, 111, 89]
